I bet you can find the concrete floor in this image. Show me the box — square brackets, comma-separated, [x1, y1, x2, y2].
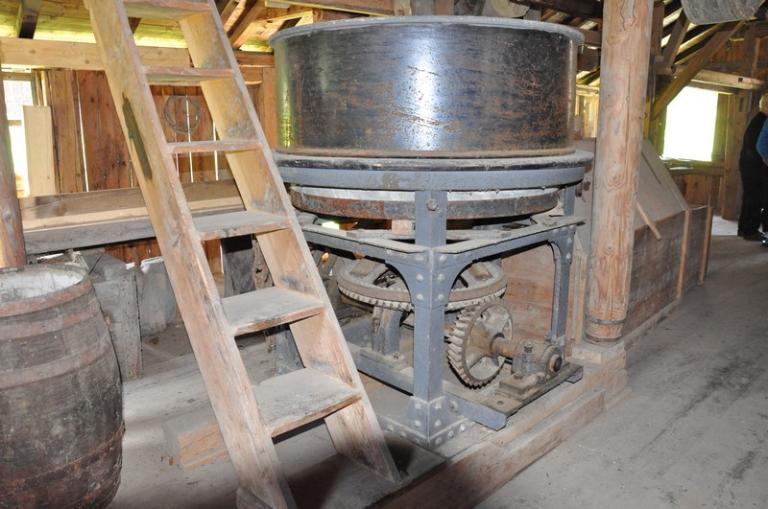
[480, 235, 768, 509]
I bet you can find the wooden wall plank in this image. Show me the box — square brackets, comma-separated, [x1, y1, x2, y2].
[47, 69, 85, 193]
[625, 211, 686, 332]
[77, 70, 133, 190]
[23, 105, 56, 196]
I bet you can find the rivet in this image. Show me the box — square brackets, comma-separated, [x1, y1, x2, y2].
[435, 437, 443, 445]
[416, 293, 424, 301]
[434, 419, 442, 428]
[415, 402, 422, 410]
[437, 273, 446, 282]
[439, 255, 447, 262]
[459, 424, 467, 432]
[437, 294, 445, 301]
[448, 431, 455, 439]
[387, 424, 394, 432]
[414, 420, 422, 428]
[416, 273, 424, 281]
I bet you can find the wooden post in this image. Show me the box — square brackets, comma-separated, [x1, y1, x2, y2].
[585, 0, 653, 343]
[0, 75, 26, 269]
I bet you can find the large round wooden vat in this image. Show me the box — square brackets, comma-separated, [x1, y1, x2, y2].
[0, 265, 123, 509]
[271, 16, 583, 158]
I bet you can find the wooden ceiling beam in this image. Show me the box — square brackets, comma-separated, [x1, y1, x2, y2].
[0, 38, 274, 70]
[653, 21, 744, 119]
[510, 0, 601, 18]
[15, 0, 43, 39]
[238, 10, 314, 43]
[690, 69, 764, 91]
[266, 0, 393, 16]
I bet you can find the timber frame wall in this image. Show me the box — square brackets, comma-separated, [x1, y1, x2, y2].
[17, 62, 277, 266]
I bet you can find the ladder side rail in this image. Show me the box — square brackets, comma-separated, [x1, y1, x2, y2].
[84, 2, 293, 506]
[180, 6, 400, 481]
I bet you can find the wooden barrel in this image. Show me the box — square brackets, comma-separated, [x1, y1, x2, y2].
[0, 265, 123, 509]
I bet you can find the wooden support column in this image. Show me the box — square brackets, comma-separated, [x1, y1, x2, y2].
[15, 0, 42, 39]
[0, 76, 26, 268]
[585, 0, 653, 343]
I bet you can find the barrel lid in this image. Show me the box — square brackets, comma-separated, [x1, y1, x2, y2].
[269, 15, 585, 46]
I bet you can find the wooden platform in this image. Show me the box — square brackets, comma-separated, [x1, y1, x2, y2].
[117, 332, 627, 508]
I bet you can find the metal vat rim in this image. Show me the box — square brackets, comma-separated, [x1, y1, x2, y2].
[268, 15, 585, 46]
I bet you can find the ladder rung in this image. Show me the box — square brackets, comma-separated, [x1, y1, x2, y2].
[145, 66, 234, 86]
[168, 139, 261, 154]
[258, 368, 361, 437]
[194, 210, 289, 241]
[123, 0, 210, 20]
[222, 287, 324, 336]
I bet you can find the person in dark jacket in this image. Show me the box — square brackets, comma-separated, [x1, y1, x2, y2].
[738, 96, 768, 240]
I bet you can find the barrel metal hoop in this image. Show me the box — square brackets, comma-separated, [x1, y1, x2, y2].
[0, 275, 92, 318]
[0, 297, 102, 340]
[0, 319, 111, 390]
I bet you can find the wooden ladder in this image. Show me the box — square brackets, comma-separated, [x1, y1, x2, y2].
[84, 1, 399, 507]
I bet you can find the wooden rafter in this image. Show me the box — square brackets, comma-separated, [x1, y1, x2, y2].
[658, 10, 688, 73]
[219, 0, 253, 31]
[229, 2, 268, 48]
[653, 21, 744, 119]
[15, 0, 43, 39]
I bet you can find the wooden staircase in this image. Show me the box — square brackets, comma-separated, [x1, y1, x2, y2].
[84, 1, 399, 507]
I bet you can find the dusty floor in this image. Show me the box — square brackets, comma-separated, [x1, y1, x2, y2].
[114, 232, 767, 508]
[480, 235, 768, 509]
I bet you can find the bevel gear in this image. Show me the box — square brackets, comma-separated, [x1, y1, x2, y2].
[447, 299, 512, 388]
[336, 259, 507, 311]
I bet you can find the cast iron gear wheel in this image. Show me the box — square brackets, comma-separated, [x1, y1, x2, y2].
[447, 299, 512, 388]
[336, 259, 507, 311]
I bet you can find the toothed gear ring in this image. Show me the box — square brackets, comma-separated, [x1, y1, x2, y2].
[336, 259, 507, 311]
[447, 299, 512, 387]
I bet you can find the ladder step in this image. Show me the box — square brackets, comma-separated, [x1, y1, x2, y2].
[258, 368, 361, 437]
[162, 367, 361, 467]
[194, 211, 289, 241]
[145, 66, 234, 86]
[168, 139, 261, 154]
[123, 0, 210, 20]
[222, 287, 324, 336]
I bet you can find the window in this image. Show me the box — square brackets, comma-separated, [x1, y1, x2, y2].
[3, 76, 36, 197]
[662, 87, 720, 162]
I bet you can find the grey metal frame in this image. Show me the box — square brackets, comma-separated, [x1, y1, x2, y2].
[280, 159, 587, 447]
